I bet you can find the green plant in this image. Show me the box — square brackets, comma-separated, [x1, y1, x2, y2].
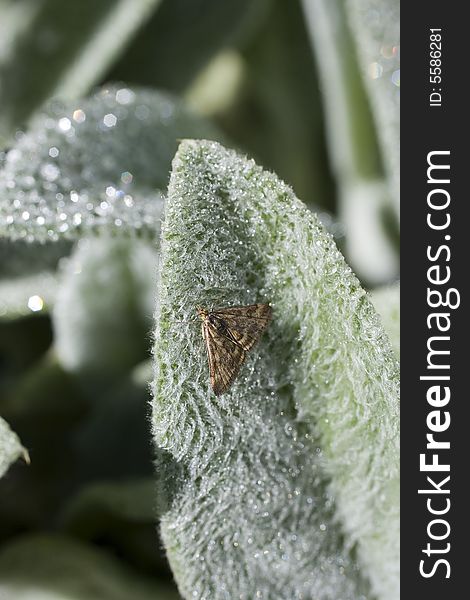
[0, 1, 399, 599]
[153, 140, 398, 599]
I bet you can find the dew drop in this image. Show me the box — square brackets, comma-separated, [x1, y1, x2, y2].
[72, 109, 86, 123]
[115, 88, 135, 105]
[27, 295, 44, 312]
[58, 117, 71, 132]
[368, 62, 383, 79]
[103, 113, 117, 128]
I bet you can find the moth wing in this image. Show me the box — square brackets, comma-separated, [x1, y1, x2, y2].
[203, 322, 246, 396]
[213, 304, 272, 352]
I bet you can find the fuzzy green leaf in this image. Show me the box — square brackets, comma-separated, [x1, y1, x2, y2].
[0, 534, 180, 600]
[0, 85, 220, 243]
[53, 236, 157, 373]
[152, 140, 399, 599]
[0, 0, 162, 144]
[0, 416, 28, 478]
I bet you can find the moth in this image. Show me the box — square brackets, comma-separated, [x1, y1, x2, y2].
[197, 304, 272, 396]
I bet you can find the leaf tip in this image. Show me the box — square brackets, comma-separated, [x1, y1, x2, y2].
[22, 448, 31, 465]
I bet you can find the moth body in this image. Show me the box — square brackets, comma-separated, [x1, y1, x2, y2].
[197, 303, 272, 396]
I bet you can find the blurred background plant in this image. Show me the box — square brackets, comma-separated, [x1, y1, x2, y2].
[0, 0, 399, 598]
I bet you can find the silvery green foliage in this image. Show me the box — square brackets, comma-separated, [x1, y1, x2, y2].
[300, 0, 378, 183]
[0, 237, 68, 320]
[0, 271, 59, 320]
[53, 236, 157, 373]
[300, 0, 398, 284]
[0, 534, 180, 600]
[371, 282, 399, 358]
[152, 140, 399, 599]
[0, 85, 219, 243]
[0, 0, 162, 143]
[0, 417, 28, 479]
[345, 0, 400, 215]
